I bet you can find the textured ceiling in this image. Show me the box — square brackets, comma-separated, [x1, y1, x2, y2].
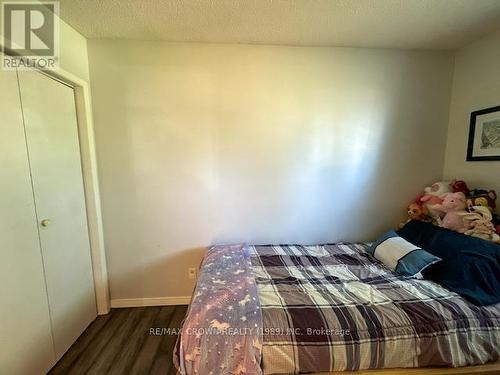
[59, 0, 500, 49]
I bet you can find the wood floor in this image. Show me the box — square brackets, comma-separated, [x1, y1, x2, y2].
[48, 305, 500, 375]
[49, 305, 188, 375]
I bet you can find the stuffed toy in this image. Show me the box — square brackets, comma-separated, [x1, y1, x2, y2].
[466, 189, 497, 212]
[462, 206, 500, 243]
[421, 182, 451, 220]
[432, 192, 469, 233]
[468, 189, 499, 236]
[419, 194, 443, 207]
[407, 201, 430, 221]
[399, 200, 431, 228]
[450, 179, 470, 195]
[424, 181, 452, 197]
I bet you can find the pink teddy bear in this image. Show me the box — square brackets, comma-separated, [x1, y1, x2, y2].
[420, 181, 452, 220]
[432, 192, 469, 233]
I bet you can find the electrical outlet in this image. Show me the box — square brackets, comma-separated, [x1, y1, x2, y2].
[188, 267, 197, 280]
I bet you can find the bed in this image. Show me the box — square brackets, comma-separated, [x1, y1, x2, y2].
[174, 240, 500, 374]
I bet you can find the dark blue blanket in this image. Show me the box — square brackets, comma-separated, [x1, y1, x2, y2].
[397, 220, 500, 306]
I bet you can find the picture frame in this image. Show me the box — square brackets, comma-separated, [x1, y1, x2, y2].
[466, 105, 500, 161]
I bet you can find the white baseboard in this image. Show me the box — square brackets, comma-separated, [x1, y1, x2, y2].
[110, 296, 191, 308]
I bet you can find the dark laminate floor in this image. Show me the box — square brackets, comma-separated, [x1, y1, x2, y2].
[49, 305, 188, 375]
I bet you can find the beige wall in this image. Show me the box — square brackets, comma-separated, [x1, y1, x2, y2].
[88, 41, 453, 300]
[443, 29, 500, 193]
[58, 20, 90, 81]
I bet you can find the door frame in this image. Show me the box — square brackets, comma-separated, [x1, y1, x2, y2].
[44, 67, 110, 315]
[2, 53, 110, 315]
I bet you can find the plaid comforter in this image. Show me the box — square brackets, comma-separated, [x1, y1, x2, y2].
[249, 243, 500, 374]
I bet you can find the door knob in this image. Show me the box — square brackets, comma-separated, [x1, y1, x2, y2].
[41, 219, 51, 227]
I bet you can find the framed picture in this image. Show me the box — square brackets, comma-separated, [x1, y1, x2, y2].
[466, 105, 500, 161]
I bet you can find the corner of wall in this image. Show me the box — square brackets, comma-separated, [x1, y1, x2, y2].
[441, 51, 459, 181]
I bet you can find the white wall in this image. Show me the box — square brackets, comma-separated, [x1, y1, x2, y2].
[88, 41, 453, 300]
[443, 29, 500, 193]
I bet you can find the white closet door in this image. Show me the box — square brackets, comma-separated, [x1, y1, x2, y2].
[17, 70, 97, 360]
[0, 70, 55, 374]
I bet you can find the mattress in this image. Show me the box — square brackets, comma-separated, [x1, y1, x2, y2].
[175, 243, 500, 374]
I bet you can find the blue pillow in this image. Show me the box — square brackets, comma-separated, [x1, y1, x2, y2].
[367, 231, 441, 278]
[398, 220, 500, 306]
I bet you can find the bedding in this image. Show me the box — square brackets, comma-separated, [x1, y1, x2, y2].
[251, 243, 500, 373]
[176, 243, 500, 374]
[367, 230, 441, 277]
[398, 220, 500, 305]
[174, 244, 263, 375]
